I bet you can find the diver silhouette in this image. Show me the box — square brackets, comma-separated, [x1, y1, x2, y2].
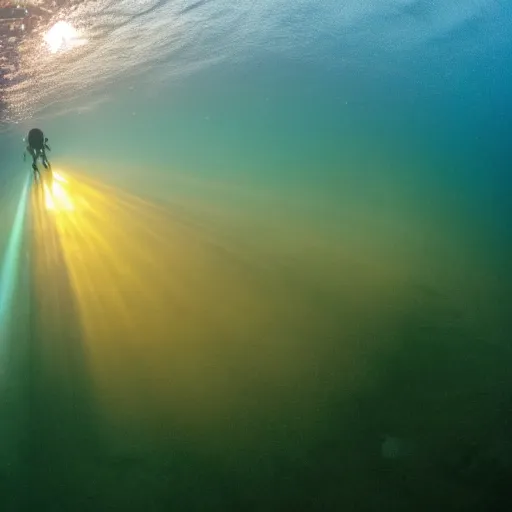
[23, 128, 51, 178]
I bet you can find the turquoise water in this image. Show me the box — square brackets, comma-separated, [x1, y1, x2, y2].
[1, 1, 512, 510]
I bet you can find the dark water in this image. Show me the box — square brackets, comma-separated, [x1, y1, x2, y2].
[1, 1, 512, 510]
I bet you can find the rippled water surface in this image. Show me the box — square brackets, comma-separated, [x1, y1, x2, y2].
[1, 1, 512, 510]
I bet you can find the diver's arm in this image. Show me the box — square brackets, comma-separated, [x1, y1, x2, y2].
[45, 144, 51, 151]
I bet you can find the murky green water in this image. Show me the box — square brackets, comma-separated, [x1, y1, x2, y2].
[1, 1, 511, 510]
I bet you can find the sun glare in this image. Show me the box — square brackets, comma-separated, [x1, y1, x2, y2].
[43, 21, 87, 54]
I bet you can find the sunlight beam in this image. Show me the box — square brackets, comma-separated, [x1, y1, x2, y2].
[0, 175, 30, 351]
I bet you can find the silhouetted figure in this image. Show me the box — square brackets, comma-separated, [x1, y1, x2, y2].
[24, 128, 51, 178]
